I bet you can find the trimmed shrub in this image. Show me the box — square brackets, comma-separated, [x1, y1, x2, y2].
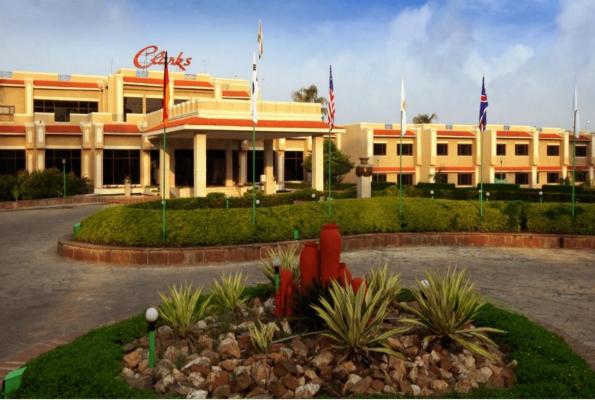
[526, 203, 595, 235]
[542, 184, 584, 194]
[477, 183, 520, 192]
[0, 169, 92, 202]
[416, 182, 456, 190]
[371, 181, 397, 191]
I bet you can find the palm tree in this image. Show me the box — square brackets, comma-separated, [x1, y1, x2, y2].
[412, 113, 438, 124]
[291, 85, 328, 121]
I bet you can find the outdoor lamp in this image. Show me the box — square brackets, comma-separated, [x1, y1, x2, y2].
[226, 194, 230, 209]
[62, 159, 66, 198]
[430, 190, 434, 199]
[145, 307, 159, 368]
[500, 158, 504, 181]
[539, 191, 543, 203]
[256, 199, 260, 206]
[272, 256, 281, 292]
[312, 193, 316, 203]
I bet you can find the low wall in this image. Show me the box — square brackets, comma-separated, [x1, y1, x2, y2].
[58, 232, 595, 266]
[0, 195, 161, 210]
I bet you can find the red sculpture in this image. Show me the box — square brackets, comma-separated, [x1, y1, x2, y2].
[319, 224, 341, 286]
[351, 277, 365, 294]
[299, 242, 320, 295]
[274, 269, 299, 318]
[338, 262, 352, 288]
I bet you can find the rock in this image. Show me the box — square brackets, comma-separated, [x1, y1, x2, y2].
[407, 367, 418, 384]
[122, 368, 134, 377]
[399, 380, 413, 395]
[246, 387, 268, 398]
[274, 359, 299, 377]
[295, 383, 321, 399]
[476, 367, 493, 383]
[506, 359, 518, 369]
[200, 349, 221, 365]
[387, 337, 404, 351]
[187, 373, 205, 388]
[310, 350, 334, 368]
[170, 383, 192, 396]
[430, 350, 442, 364]
[158, 325, 173, 337]
[464, 355, 476, 370]
[123, 341, 136, 353]
[124, 351, 143, 369]
[268, 352, 286, 363]
[186, 390, 208, 399]
[440, 356, 453, 372]
[404, 346, 419, 360]
[416, 374, 432, 389]
[291, 338, 309, 360]
[318, 364, 333, 381]
[220, 359, 241, 372]
[164, 346, 178, 360]
[500, 369, 515, 388]
[411, 384, 422, 396]
[438, 368, 453, 380]
[251, 360, 271, 385]
[212, 384, 231, 399]
[197, 335, 213, 349]
[342, 361, 357, 373]
[190, 366, 212, 377]
[232, 374, 252, 391]
[218, 337, 241, 360]
[414, 356, 425, 369]
[489, 364, 503, 376]
[255, 306, 265, 317]
[154, 374, 175, 393]
[371, 379, 384, 392]
[342, 374, 362, 394]
[487, 374, 505, 388]
[282, 374, 300, 390]
[421, 386, 433, 396]
[173, 368, 187, 384]
[332, 365, 349, 381]
[304, 369, 318, 380]
[142, 349, 150, 360]
[234, 365, 250, 376]
[182, 357, 211, 371]
[137, 359, 149, 373]
[280, 347, 294, 359]
[209, 370, 230, 393]
[431, 378, 449, 391]
[390, 370, 405, 383]
[264, 297, 275, 311]
[127, 374, 154, 391]
[383, 384, 397, 394]
[280, 320, 292, 335]
[193, 320, 207, 331]
[349, 375, 373, 395]
[401, 335, 420, 348]
[280, 390, 294, 399]
[455, 377, 477, 394]
[269, 381, 288, 398]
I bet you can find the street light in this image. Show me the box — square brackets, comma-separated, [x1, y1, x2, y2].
[272, 256, 281, 291]
[376, 156, 380, 182]
[478, 189, 482, 203]
[226, 194, 230, 209]
[256, 199, 260, 206]
[430, 190, 434, 199]
[539, 191, 543, 203]
[500, 158, 503, 182]
[312, 193, 316, 203]
[486, 192, 490, 202]
[62, 159, 66, 198]
[145, 307, 159, 368]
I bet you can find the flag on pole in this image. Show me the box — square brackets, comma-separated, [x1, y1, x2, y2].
[258, 20, 263, 59]
[251, 53, 259, 124]
[163, 53, 170, 127]
[328, 66, 335, 130]
[573, 77, 580, 138]
[400, 77, 406, 136]
[479, 76, 488, 132]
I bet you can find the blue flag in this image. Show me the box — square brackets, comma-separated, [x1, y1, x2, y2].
[479, 76, 488, 132]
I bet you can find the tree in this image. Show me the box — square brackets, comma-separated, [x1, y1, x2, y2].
[301, 139, 355, 187]
[412, 113, 438, 124]
[291, 85, 328, 121]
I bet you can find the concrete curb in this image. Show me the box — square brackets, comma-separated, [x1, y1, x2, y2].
[58, 231, 595, 266]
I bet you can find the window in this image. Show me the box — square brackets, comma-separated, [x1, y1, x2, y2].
[437, 144, 448, 156]
[576, 146, 587, 157]
[515, 173, 529, 185]
[373, 143, 386, 156]
[496, 144, 506, 156]
[45, 150, 81, 177]
[397, 174, 413, 185]
[458, 173, 472, 186]
[495, 172, 506, 182]
[103, 150, 140, 185]
[547, 173, 559, 183]
[375, 174, 387, 182]
[123, 97, 142, 121]
[0, 105, 15, 115]
[396, 144, 413, 156]
[547, 146, 559, 156]
[458, 144, 472, 156]
[34, 100, 98, 122]
[515, 144, 529, 156]
[436, 173, 448, 184]
[146, 98, 162, 114]
[575, 171, 588, 182]
[174, 99, 186, 106]
[0, 150, 25, 176]
[284, 151, 304, 181]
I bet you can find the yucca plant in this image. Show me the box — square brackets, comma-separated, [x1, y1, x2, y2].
[366, 263, 402, 306]
[247, 319, 276, 354]
[155, 280, 210, 338]
[312, 279, 411, 364]
[256, 244, 300, 287]
[210, 271, 250, 314]
[398, 266, 506, 362]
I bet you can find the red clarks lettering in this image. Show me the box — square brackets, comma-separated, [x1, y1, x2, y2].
[134, 46, 192, 71]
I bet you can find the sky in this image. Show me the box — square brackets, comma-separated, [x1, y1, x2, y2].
[1, 0, 594, 130]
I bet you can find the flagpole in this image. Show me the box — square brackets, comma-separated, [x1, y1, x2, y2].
[162, 51, 168, 242]
[253, 123, 256, 224]
[480, 127, 484, 218]
[328, 129, 332, 220]
[572, 120, 576, 220]
[399, 116, 403, 217]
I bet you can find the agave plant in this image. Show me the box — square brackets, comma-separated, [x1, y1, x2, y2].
[366, 263, 402, 306]
[210, 271, 250, 313]
[247, 319, 276, 354]
[398, 266, 506, 362]
[311, 279, 410, 364]
[256, 244, 300, 287]
[155, 280, 210, 338]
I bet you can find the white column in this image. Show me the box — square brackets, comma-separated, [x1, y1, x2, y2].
[277, 150, 285, 186]
[264, 139, 275, 194]
[25, 79, 33, 115]
[194, 132, 207, 197]
[312, 136, 324, 191]
[160, 138, 171, 198]
[95, 152, 102, 189]
[116, 74, 124, 118]
[141, 150, 151, 187]
[589, 166, 594, 183]
[225, 141, 234, 187]
[239, 150, 247, 185]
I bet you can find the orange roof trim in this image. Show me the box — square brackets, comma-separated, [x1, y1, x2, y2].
[222, 90, 250, 98]
[537, 167, 562, 171]
[577, 135, 590, 141]
[175, 80, 214, 88]
[0, 125, 26, 133]
[0, 79, 25, 85]
[104, 124, 141, 133]
[497, 131, 532, 138]
[373, 130, 415, 136]
[45, 125, 82, 133]
[439, 167, 475, 172]
[437, 131, 475, 137]
[575, 166, 589, 170]
[123, 77, 162, 85]
[372, 167, 415, 173]
[34, 80, 99, 89]
[147, 116, 343, 132]
[500, 167, 531, 172]
[539, 133, 563, 140]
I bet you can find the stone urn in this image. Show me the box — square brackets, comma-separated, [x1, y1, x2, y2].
[124, 175, 132, 197]
[123, 175, 132, 185]
[355, 158, 373, 177]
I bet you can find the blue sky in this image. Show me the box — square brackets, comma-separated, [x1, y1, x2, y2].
[1, 0, 593, 130]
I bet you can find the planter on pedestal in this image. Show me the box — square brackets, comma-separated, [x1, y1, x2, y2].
[319, 223, 341, 286]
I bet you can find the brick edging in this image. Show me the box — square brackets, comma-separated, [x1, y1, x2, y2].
[0, 195, 161, 210]
[58, 232, 595, 266]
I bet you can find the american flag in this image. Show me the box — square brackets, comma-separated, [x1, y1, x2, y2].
[479, 76, 488, 132]
[328, 66, 335, 130]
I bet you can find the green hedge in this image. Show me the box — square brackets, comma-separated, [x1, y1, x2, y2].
[526, 203, 595, 235]
[0, 168, 92, 202]
[416, 182, 456, 190]
[542, 184, 584, 194]
[477, 183, 521, 192]
[370, 182, 397, 191]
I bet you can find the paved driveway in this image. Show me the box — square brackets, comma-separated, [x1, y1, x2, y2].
[1, 205, 594, 370]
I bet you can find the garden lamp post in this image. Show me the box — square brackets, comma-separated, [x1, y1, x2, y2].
[312, 193, 316, 203]
[226, 194, 229, 209]
[430, 190, 434, 199]
[62, 159, 66, 198]
[256, 199, 260, 206]
[272, 256, 281, 292]
[500, 158, 503, 181]
[539, 191, 543, 203]
[376, 156, 380, 182]
[478, 189, 482, 202]
[486, 192, 490, 202]
[145, 307, 158, 368]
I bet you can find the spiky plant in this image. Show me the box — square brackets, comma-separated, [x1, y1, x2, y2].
[210, 271, 250, 314]
[398, 266, 506, 362]
[366, 263, 403, 306]
[312, 279, 410, 364]
[256, 244, 300, 287]
[155, 280, 210, 338]
[247, 319, 276, 354]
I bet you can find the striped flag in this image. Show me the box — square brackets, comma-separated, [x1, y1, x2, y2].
[479, 76, 488, 132]
[573, 77, 580, 138]
[400, 77, 406, 136]
[163, 52, 170, 127]
[328, 66, 335, 130]
[251, 52, 259, 124]
[258, 20, 263, 59]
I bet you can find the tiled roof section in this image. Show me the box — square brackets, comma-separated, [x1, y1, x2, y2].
[147, 116, 343, 132]
[104, 124, 141, 133]
[373, 130, 415, 136]
[123, 77, 162, 85]
[575, 166, 589, 170]
[34, 80, 100, 89]
[45, 125, 82, 133]
[437, 130, 475, 137]
[537, 166, 562, 171]
[497, 131, 532, 138]
[539, 133, 563, 140]
[175, 80, 214, 88]
[577, 135, 590, 141]
[500, 167, 531, 172]
[0, 125, 26, 133]
[0, 79, 25, 85]
[439, 167, 475, 172]
[222, 90, 250, 98]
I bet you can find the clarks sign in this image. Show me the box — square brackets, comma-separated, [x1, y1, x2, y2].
[134, 46, 192, 71]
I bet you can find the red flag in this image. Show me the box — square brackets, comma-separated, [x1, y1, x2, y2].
[163, 52, 170, 127]
[328, 66, 334, 130]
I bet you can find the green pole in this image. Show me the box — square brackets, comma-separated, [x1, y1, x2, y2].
[162, 125, 166, 241]
[328, 131, 332, 220]
[480, 128, 484, 217]
[376, 157, 379, 182]
[252, 122, 256, 224]
[399, 118, 403, 217]
[572, 131, 576, 220]
[63, 161, 66, 198]
[226, 197, 229, 209]
[149, 330, 155, 368]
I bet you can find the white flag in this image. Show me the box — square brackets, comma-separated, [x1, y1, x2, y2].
[400, 77, 406, 136]
[573, 77, 579, 139]
[251, 52, 259, 124]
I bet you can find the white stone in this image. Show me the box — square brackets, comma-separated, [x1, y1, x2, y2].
[280, 320, 292, 335]
[193, 320, 207, 331]
[186, 389, 208, 399]
[280, 347, 294, 359]
[155, 374, 175, 393]
[411, 384, 421, 396]
[383, 385, 397, 394]
[182, 357, 211, 371]
[122, 368, 134, 377]
[187, 373, 205, 388]
[264, 298, 276, 312]
[295, 383, 321, 399]
[158, 325, 173, 336]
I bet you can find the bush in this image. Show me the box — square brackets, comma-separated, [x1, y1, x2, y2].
[477, 183, 521, 192]
[542, 184, 584, 194]
[371, 182, 397, 191]
[0, 169, 92, 202]
[526, 203, 595, 235]
[416, 182, 456, 190]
